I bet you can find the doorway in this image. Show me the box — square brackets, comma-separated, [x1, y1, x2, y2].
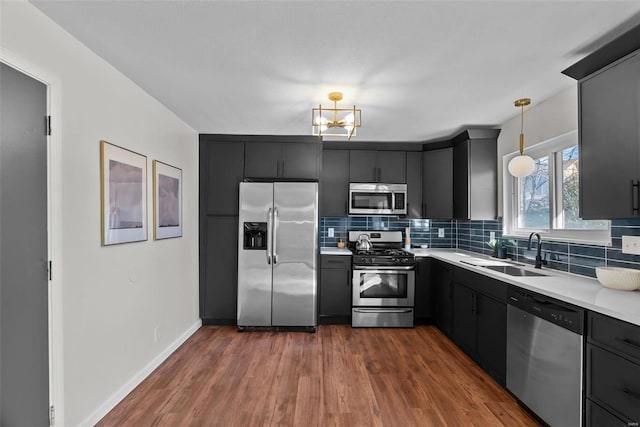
[0, 62, 50, 425]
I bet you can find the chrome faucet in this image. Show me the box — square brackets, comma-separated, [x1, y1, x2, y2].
[527, 232, 546, 269]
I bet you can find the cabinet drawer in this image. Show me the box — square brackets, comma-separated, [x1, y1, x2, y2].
[589, 312, 640, 361]
[454, 267, 507, 302]
[586, 399, 628, 427]
[588, 344, 640, 421]
[321, 255, 351, 269]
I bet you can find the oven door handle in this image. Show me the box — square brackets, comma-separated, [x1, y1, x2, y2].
[354, 266, 415, 271]
[353, 308, 413, 314]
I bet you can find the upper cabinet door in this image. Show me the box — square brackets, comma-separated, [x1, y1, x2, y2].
[423, 148, 453, 219]
[281, 142, 321, 180]
[579, 52, 640, 219]
[405, 152, 423, 218]
[349, 150, 406, 183]
[201, 141, 245, 216]
[349, 150, 378, 182]
[378, 151, 406, 183]
[320, 149, 349, 216]
[452, 135, 497, 221]
[244, 142, 282, 178]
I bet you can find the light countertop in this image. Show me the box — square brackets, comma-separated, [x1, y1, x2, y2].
[425, 248, 640, 327]
[321, 246, 640, 326]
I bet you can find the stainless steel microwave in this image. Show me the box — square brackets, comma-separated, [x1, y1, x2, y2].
[349, 183, 407, 215]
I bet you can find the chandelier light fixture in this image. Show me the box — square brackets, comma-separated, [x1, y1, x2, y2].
[508, 98, 536, 178]
[312, 92, 361, 140]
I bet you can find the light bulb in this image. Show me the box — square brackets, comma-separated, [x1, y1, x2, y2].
[344, 112, 355, 124]
[313, 115, 328, 125]
[508, 155, 536, 178]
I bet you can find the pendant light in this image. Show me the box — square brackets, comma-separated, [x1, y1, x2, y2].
[508, 98, 535, 178]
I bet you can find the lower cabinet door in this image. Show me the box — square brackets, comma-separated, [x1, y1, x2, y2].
[586, 399, 628, 427]
[476, 294, 506, 385]
[587, 343, 640, 422]
[202, 216, 238, 322]
[452, 282, 476, 356]
[320, 268, 351, 323]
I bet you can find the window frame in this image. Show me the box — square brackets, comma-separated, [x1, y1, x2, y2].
[503, 130, 611, 245]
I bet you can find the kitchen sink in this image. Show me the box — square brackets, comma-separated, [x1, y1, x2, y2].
[484, 265, 548, 277]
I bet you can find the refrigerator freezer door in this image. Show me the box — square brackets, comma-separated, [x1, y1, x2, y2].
[272, 182, 318, 326]
[237, 182, 274, 326]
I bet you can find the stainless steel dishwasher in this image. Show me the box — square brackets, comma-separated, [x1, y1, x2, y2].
[506, 287, 585, 427]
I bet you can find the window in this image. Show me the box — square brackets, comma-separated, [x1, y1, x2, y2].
[504, 131, 610, 244]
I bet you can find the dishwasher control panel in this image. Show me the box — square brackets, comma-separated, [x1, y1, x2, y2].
[508, 287, 585, 335]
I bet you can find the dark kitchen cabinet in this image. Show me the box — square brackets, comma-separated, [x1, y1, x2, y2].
[320, 149, 349, 216]
[414, 258, 432, 324]
[200, 139, 244, 216]
[244, 139, 321, 180]
[422, 148, 453, 219]
[349, 150, 406, 183]
[578, 50, 640, 219]
[433, 260, 454, 337]
[320, 255, 352, 324]
[406, 151, 423, 218]
[586, 312, 640, 426]
[452, 282, 476, 353]
[199, 136, 244, 325]
[452, 129, 499, 220]
[451, 267, 507, 385]
[201, 216, 238, 324]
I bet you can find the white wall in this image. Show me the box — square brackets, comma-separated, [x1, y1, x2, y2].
[497, 85, 578, 215]
[1, 2, 200, 426]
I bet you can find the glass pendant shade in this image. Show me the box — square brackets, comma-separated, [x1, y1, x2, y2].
[508, 98, 534, 178]
[508, 154, 536, 177]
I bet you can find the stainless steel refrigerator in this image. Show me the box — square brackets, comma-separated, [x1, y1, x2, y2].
[237, 182, 318, 330]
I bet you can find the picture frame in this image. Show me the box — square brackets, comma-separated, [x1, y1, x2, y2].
[153, 160, 183, 240]
[100, 140, 148, 246]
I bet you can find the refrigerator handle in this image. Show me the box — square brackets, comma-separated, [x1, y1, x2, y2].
[273, 207, 279, 264]
[266, 208, 273, 264]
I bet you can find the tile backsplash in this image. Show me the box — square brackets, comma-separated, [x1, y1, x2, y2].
[320, 217, 454, 248]
[320, 216, 640, 279]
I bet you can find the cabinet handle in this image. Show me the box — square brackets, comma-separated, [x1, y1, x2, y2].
[281, 160, 285, 177]
[623, 387, 640, 401]
[615, 336, 640, 351]
[632, 180, 639, 215]
[472, 294, 477, 315]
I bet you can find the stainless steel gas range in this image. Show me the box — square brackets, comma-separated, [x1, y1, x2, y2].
[348, 231, 415, 328]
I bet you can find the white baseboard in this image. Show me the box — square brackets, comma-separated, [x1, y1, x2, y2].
[79, 319, 202, 427]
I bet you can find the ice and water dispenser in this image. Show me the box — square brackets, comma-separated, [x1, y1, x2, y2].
[243, 222, 267, 250]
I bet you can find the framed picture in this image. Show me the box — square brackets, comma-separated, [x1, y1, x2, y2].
[100, 140, 148, 246]
[153, 160, 182, 240]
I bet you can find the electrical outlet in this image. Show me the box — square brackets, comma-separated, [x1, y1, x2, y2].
[622, 235, 640, 255]
[490, 231, 496, 241]
[438, 228, 445, 238]
[328, 228, 334, 238]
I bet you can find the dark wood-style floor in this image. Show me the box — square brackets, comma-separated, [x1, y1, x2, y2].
[97, 325, 540, 426]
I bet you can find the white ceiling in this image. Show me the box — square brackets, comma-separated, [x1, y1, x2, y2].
[31, 0, 640, 142]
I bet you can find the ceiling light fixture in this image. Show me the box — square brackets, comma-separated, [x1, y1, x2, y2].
[312, 92, 361, 140]
[508, 98, 535, 178]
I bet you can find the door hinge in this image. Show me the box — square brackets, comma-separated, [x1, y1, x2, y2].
[47, 115, 52, 136]
[48, 260, 52, 281]
[49, 405, 55, 426]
